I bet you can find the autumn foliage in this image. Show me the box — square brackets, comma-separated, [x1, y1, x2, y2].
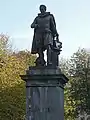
[0, 34, 36, 120]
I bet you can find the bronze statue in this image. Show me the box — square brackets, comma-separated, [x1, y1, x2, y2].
[31, 5, 62, 67]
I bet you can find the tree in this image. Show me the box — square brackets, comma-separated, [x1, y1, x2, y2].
[62, 48, 90, 119]
[69, 48, 90, 114]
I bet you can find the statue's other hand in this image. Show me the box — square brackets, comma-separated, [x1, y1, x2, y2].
[54, 33, 59, 37]
[53, 33, 59, 41]
[56, 33, 59, 37]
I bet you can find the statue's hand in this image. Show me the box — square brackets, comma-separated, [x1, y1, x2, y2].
[34, 24, 40, 28]
[54, 33, 59, 38]
[55, 33, 59, 42]
[31, 24, 39, 28]
[56, 33, 59, 38]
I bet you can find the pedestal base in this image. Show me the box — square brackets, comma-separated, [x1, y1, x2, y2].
[20, 66, 68, 120]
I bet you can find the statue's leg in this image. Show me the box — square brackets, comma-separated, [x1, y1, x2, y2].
[47, 45, 52, 66]
[38, 48, 46, 66]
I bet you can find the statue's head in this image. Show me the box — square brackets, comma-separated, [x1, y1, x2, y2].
[39, 5, 46, 13]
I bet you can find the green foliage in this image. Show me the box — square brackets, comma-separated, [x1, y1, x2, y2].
[61, 48, 90, 119]
[69, 49, 90, 112]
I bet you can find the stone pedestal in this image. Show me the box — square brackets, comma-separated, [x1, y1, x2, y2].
[20, 66, 68, 120]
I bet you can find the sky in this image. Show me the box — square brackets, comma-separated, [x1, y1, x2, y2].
[0, 0, 90, 58]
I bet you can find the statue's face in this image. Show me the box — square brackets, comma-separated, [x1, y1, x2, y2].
[40, 6, 46, 13]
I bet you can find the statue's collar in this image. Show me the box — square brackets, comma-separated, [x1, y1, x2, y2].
[38, 12, 50, 17]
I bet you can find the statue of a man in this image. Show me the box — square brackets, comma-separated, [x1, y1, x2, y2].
[31, 5, 59, 66]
